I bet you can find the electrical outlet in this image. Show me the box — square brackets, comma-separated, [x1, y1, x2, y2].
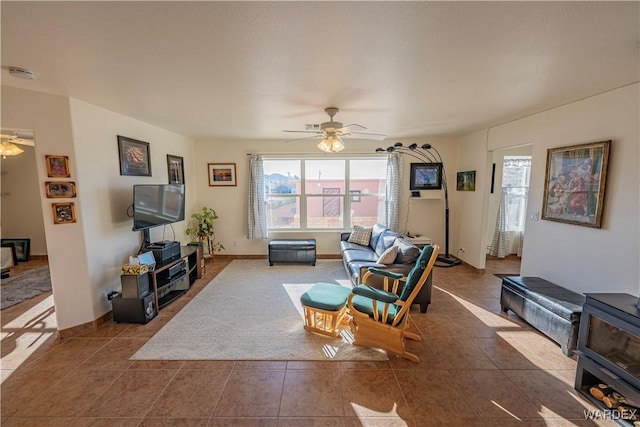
[232, 241, 237, 248]
[459, 247, 465, 253]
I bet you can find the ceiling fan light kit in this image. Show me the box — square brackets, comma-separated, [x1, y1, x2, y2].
[317, 136, 345, 153]
[0, 141, 24, 159]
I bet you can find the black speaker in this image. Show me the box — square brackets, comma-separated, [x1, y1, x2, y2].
[121, 273, 150, 299]
[112, 293, 156, 324]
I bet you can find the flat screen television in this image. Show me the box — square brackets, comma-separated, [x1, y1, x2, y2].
[133, 184, 185, 231]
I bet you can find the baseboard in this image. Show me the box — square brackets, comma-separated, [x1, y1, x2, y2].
[57, 310, 111, 339]
[29, 255, 49, 261]
[213, 254, 342, 260]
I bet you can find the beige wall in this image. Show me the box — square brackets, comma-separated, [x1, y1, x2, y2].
[1, 145, 47, 255]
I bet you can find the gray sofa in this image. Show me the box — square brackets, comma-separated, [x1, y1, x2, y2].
[339, 223, 433, 312]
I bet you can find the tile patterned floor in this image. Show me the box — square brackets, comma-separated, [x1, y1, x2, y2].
[1, 256, 616, 426]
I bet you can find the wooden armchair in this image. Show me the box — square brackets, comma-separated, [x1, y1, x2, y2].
[347, 244, 439, 362]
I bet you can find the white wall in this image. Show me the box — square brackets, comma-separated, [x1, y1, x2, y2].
[1, 145, 48, 255]
[69, 98, 197, 320]
[486, 83, 639, 296]
[452, 130, 489, 268]
[192, 137, 455, 258]
[2, 86, 198, 330]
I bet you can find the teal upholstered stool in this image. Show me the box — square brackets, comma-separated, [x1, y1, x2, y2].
[300, 283, 352, 338]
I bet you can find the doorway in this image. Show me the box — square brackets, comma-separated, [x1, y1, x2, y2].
[486, 146, 532, 272]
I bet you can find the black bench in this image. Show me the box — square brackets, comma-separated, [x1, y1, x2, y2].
[500, 276, 585, 356]
[268, 239, 316, 266]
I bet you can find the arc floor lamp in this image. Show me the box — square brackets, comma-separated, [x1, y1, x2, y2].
[376, 142, 461, 267]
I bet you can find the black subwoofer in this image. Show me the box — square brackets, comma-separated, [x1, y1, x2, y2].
[112, 293, 156, 324]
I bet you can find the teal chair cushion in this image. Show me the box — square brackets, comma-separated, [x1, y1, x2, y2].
[350, 294, 400, 324]
[398, 245, 434, 302]
[300, 282, 352, 311]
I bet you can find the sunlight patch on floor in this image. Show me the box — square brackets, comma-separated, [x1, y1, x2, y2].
[350, 401, 408, 422]
[434, 285, 519, 328]
[1, 295, 57, 382]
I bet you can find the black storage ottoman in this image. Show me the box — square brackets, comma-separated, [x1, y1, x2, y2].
[500, 276, 584, 356]
[269, 239, 316, 266]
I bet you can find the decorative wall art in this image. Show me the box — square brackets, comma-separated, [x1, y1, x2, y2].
[45, 155, 71, 178]
[45, 181, 77, 198]
[117, 135, 152, 176]
[208, 163, 237, 186]
[541, 140, 611, 228]
[456, 170, 476, 191]
[167, 154, 185, 185]
[0, 238, 30, 262]
[52, 202, 77, 224]
[409, 163, 442, 190]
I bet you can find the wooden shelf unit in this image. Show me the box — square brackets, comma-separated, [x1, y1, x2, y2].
[150, 245, 203, 311]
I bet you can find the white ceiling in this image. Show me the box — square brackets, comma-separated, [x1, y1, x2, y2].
[1, 1, 638, 142]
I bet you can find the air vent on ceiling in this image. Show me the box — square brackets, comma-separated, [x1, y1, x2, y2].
[305, 124, 320, 131]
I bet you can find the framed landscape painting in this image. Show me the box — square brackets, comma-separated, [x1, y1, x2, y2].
[208, 163, 237, 186]
[541, 140, 611, 228]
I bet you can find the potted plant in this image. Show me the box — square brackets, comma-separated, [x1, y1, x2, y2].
[185, 207, 225, 260]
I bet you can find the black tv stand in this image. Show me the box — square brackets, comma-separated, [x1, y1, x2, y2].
[148, 245, 204, 312]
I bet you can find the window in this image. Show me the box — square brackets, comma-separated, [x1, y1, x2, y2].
[264, 157, 387, 230]
[502, 156, 531, 232]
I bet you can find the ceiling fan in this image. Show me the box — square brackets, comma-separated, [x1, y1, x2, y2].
[0, 131, 35, 159]
[283, 107, 386, 153]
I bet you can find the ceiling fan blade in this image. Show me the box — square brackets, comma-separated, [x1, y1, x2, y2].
[13, 139, 35, 147]
[285, 135, 321, 144]
[339, 123, 367, 132]
[347, 131, 387, 141]
[283, 130, 320, 134]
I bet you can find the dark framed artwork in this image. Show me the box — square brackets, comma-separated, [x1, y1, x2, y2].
[1, 238, 31, 262]
[45, 181, 76, 198]
[456, 171, 476, 191]
[117, 135, 152, 176]
[167, 154, 185, 185]
[52, 202, 77, 224]
[410, 163, 442, 190]
[541, 140, 611, 228]
[45, 155, 71, 178]
[208, 163, 237, 186]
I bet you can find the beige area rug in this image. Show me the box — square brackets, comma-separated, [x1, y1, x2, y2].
[131, 260, 387, 361]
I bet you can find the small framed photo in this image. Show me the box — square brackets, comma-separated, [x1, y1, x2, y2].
[167, 154, 185, 185]
[45, 181, 77, 198]
[208, 163, 237, 186]
[1, 238, 30, 262]
[456, 171, 476, 191]
[52, 202, 76, 224]
[117, 135, 152, 176]
[410, 163, 442, 190]
[45, 155, 71, 178]
[542, 140, 611, 228]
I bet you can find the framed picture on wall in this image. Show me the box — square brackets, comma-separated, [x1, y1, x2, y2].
[117, 135, 152, 176]
[456, 171, 476, 191]
[541, 140, 611, 228]
[52, 202, 77, 224]
[409, 163, 442, 190]
[45, 181, 77, 198]
[45, 155, 71, 178]
[208, 163, 237, 186]
[167, 154, 185, 185]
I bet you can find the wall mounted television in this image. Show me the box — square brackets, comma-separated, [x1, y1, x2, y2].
[133, 184, 185, 232]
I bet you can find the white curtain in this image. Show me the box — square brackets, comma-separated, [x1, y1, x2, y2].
[247, 154, 268, 240]
[385, 152, 402, 232]
[489, 189, 510, 258]
[490, 186, 529, 258]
